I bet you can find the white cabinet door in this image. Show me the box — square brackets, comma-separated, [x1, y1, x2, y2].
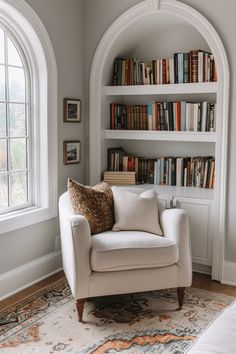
[157, 195, 172, 211]
[174, 197, 212, 266]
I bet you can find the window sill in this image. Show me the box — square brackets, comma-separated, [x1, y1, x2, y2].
[0, 206, 57, 235]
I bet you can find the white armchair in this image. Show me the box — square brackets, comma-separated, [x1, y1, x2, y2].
[59, 190, 192, 322]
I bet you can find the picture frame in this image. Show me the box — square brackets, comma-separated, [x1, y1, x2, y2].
[63, 141, 81, 164]
[63, 98, 81, 122]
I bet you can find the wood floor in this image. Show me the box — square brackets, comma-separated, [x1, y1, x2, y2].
[1, 271, 236, 312]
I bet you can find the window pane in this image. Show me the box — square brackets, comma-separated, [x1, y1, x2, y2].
[0, 103, 6, 137]
[10, 138, 27, 170]
[0, 65, 5, 100]
[0, 174, 8, 209]
[9, 104, 26, 136]
[10, 171, 27, 206]
[0, 28, 4, 64]
[0, 139, 7, 172]
[8, 67, 25, 102]
[7, 36, 22, 67]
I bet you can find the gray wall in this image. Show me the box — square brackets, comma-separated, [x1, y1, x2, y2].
[0, 0, 84, 274]
[82, 0, 236, 263]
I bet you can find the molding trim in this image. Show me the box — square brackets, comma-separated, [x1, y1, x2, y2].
[192, 263, 211, 275]
[0, 251, 62, 300]
[89, 0, 229, 281]
[222, 261, 236, 286]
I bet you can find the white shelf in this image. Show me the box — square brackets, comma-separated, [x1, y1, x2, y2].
[117, 184, 214, 201]
[104, 130, 216, 142]
[104, 82, 218, 96]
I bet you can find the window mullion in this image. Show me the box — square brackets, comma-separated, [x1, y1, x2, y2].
[3, 29, 10, 208]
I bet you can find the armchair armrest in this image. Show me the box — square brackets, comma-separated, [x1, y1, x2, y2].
[160, 208, 192, 286]
[59, 192, 92, 299]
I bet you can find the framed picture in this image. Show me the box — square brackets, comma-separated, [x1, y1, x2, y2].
[63, 98, 81, 122]
[63, 141, 81, 164]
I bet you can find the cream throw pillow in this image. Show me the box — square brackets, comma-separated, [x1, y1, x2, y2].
[112, 188, 163, 235]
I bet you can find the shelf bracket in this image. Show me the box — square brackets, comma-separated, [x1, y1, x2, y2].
[147, 0, 160, 12]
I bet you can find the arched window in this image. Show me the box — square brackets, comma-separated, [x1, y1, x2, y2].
[0, 25, 30, 212]
[0, 0, 58, 233]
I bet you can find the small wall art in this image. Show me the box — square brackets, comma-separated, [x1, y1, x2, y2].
[63, 98, 81, 122]
[63, 140, 81, 164]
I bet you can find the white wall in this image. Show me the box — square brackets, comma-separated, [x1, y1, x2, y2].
[0, 0, 84, 280]
[82, 0, 236, 264]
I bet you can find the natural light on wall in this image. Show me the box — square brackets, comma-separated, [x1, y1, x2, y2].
[0, 25, 30, 213]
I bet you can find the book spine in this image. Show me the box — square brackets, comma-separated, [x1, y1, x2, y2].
[191, 50, 199, 83]
[147, 101, 153, 130]
[193, 103, 199, 132]
[209, 103, 215, 132]
[123, 59, 127, 85]
[176, 101, 181, 131]
[160, 158, 165, 185]
[152, 101, 156, 130]
[168, 102, 174, 131]
[201, 101, 207, 132]
[113, 58, 119, 85]
[159, 103, 165, 130]
[180, 101, 186, 131]
[174, 53, 178, 83]
[183, 53, 190, 83]
[157, 60, 160, 85]
[164, 102, 169, 131]
[162, 59, 167, 84]
[169, 58, 175, 84]
[177, 53, 184, 84]
[186, 103, 194, 131]
[198, 51, 204, 83]
[176, 157, 183, 187]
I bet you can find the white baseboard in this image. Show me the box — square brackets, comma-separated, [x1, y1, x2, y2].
[193, 263, 211, 275]
[0, 251, 62, 300]
[222, 261, 236, 286]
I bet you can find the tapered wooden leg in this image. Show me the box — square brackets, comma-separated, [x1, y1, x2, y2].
[177, 287, 185, 310]
[76, 299, 85, 322]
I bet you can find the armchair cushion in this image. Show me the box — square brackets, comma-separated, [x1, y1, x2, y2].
[91, 230, 178, 272]
[67, 179, 114, 235]
[112, 188, 163, 235]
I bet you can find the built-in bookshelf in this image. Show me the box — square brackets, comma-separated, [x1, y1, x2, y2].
[89, 0, 229, 280]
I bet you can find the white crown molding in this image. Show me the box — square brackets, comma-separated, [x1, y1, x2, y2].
[0, 251, 62, 300]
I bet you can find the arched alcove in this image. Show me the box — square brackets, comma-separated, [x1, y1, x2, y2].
[90, 0, 229, 280]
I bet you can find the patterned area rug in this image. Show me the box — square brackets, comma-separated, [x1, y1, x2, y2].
[0, 277, 234, 353]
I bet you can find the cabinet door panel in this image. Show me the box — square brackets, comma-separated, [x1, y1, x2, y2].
[176, 199, 211, 265]
[157, 196, 171, 211]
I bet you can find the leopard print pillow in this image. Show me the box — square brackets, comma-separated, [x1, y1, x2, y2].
[67, 179, 114, 235]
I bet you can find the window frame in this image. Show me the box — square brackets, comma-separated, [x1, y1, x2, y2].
[0, 25, 32, 214]
[0, 0, 58, 234]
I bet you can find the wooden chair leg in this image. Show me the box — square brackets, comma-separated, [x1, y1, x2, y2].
[177, 287, 185, 310]
[76, 299, 85, 322]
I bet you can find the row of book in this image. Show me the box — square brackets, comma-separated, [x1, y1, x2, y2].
[110, 101, 216, 132]
[107, 147, 215, 188]
[112, 50, 217, 86]
[153, 156, 215, 188]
